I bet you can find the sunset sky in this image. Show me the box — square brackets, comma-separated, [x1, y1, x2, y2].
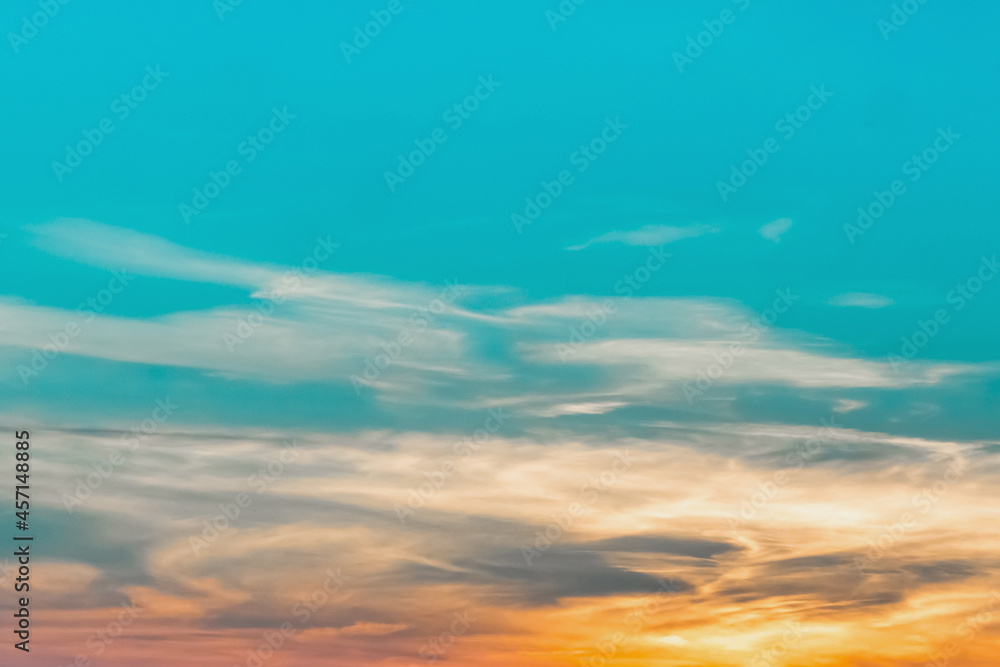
[2, 1, 1000, 666]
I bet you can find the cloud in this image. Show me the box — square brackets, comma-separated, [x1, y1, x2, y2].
[28, 218, 273, 289]
[568, 223, 719, 251]
[4, 220, 992, 421]
[903, 560, 980, 584]
[834, 399, 867, 413]
[521, 333, 977, 392]
[658, 635, 689, 646]
[442, 549, 691, 605]
[570, 535, 741, 559]
[0, 297, 470, 386]
[20, 419, 1000, 665]
[757, 218, 793, 242]
[6, 221, 487, 390]
[829, 293, 895, 308]
[534, 402, 627, 417]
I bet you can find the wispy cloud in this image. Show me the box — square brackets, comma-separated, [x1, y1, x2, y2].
[757, 217, 793, 242]
[568, 223, 719, 251]
[523, 336, 975, 392]
[829, 293, 895, 308]
[1, 224, 989, 411]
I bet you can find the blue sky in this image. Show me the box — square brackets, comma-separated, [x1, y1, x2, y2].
[2, 0, 998, 436]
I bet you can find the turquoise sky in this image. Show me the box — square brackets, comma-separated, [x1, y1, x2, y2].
[1, 0, 998, 437]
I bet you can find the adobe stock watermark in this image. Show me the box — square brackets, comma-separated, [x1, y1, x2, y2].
[350, 279, 464, 393]
[235, 567, 349, 667]
[384, 75, 501, 192]
[748, 623, 805, 667]
[683, 288, 799, 403]
[545, 0, 588, 30]
[410, 610, 476, 666]
[180, 107, 296, 223]
[558, 245, 671, 360]
[18, 269, 136, 385]
[581, 578, 682, 666]
[673, 0, 753, 73]
[214, 0, 245, 21]
[716, 85, 833, 202]
[8, 0, 73, 54]
[844, 127, 959, 243]
[56, 599, 144, 667]
[878, 0, 933, 40]
[189, 441, 300, 556]
[511, 117, 628, 233]
[52, 66, 169, 182]
[61, 398, 179, 512]
[340, 0, 414, 63]
[854, 457, 966, 575]
[223, 236, 339, 352]
[924, 591, 1000, 667]
[558, 299, 619, 361]
[395, 408, 508, 523]
[521, 450, 634, 565]
[887, 254, 997, 369]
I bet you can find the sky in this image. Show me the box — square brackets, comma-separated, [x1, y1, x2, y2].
[1, 1, 1000, 665]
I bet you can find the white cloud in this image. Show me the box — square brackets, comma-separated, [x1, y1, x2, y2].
[534, 402, 627, 417]
[568, 223, 719, 251]
[4, 221, 486, 389]
[28, 218, 273, 288]
[511, 295, 983, 404]
[757, 218, 793, 242]
[524, 337, 973, 391]
[833, 398, 867, 413]
[3, 221, 988, 408]
[828, 293, 894, 309]
[0, 297, 469, 386]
